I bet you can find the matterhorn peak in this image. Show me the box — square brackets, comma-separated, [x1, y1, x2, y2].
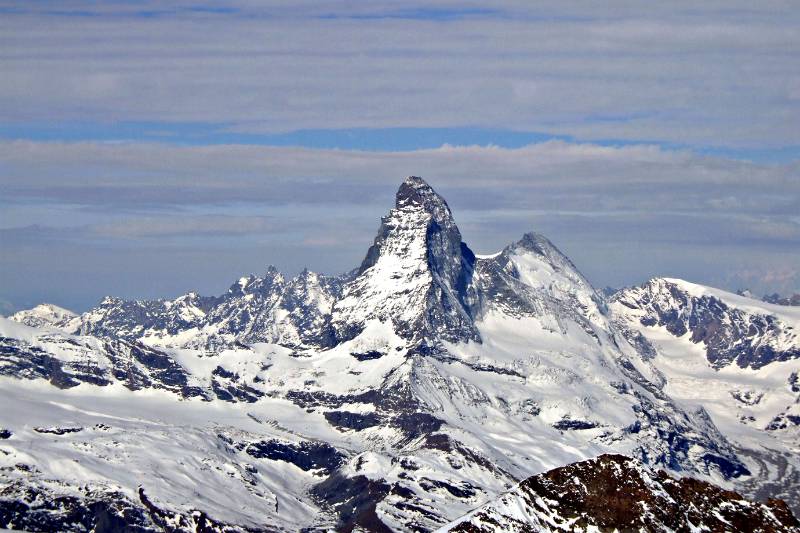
[333, 176, 479, 348]
[395, 175, 453, 218]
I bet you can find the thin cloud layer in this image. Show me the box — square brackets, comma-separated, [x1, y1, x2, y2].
[1, 1, 799, 148]
[2, 140, 797, 212]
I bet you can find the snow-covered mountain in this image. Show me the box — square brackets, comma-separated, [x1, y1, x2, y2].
[611, 277, 800, 370]
[610, 278, 800, 510]
[10, 303, 80, 332]
[1, 177, 798, 532]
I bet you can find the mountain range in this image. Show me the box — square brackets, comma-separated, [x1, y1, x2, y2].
[1, 176, 798, 532]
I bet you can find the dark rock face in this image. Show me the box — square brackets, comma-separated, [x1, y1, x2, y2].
[103, 339, 206, 398]
[311, 473, 393, 533]
[552, 418, 597, 431]
[391, 412, 444, 440]
[0, 336, 89, 388]
[763, 292, 800, 306]
[284, 389, 380, 410]
[33, 426, 83, 435]
[350, 350, 385, 361]
[766, 413, 800, 431]
[446, 454, 799, 533]
[418, 478, 477, 499]
[0, 335, 206, 398]
[0, 486, 155, 533]
[612, 278, 800, 369]
[244, 440, 345, 475]
[210, 365, 264, 403]
[324, 410, 382, 431]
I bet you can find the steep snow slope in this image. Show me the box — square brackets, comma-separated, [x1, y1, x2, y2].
[2, 177, 798, 531]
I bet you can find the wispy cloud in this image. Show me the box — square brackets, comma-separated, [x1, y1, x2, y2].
[1, 1, 798, 149]
[1, 140, 797, 214]
[89, 215, 279, 238]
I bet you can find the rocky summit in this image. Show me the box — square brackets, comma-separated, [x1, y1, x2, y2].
[1, 177, 799, 532]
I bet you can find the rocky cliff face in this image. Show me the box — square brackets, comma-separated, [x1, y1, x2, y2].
[2, 177, 798, 532]
[611, 277, 800, 369]
[74, 265, 345, 351]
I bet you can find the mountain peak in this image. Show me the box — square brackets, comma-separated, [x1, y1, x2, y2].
[9, 302, 78, 330]
[398, 175, 429, 195]
[334, 176, 479, 346]
[395, 175, 453, 219]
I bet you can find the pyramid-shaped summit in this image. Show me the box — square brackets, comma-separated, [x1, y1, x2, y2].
[332, 176, 479, 348]
[394, 175, 456, 222]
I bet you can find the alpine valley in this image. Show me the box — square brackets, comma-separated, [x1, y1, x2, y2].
[1, 177, 799, 532]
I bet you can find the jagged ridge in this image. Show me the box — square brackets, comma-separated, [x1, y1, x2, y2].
[441, 454, 799, 533]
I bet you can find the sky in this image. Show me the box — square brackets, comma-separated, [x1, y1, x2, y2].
[1, 1, 799, 313]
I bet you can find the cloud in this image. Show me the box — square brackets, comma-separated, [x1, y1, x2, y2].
[90, 215, 279, 238]
[1, 140, 797, 216]
[1, 1, 798, 148]
[726, 265, 800, 295]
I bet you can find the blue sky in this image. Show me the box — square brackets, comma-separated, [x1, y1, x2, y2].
[1, 1, 799, 312]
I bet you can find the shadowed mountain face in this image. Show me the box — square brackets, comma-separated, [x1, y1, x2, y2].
[2, 177, 799, 532]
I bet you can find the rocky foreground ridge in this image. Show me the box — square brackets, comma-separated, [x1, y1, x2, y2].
[442, 454, 799, 533]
